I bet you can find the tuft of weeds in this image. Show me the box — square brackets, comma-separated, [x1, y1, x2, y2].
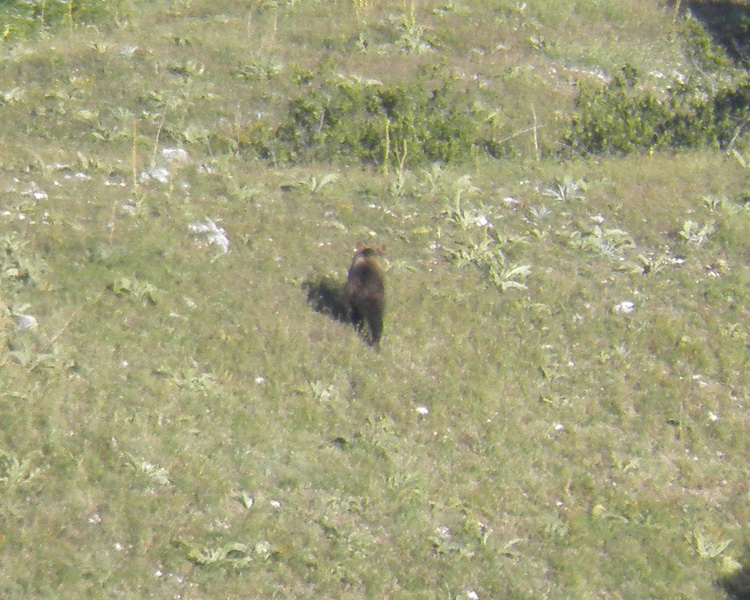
[122, 451, 172, 487]
[692, 530, 733, 561]
[185, 540, 274, 570]
[679, 219, 715, 247]
[543, 175, 587, 202]
[392, 2, 434, 55]
[1, 235, 46, 286]
[445, 230, 531, 292]
[0, 450, 44, 487]
[280, 172, 339, 194]
[568, 224, 636, 261]
[108, 275, 161, 304]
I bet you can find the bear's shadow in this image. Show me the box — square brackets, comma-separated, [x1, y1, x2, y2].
[303, 275, 350, 324]
[719, 560, 750, 600]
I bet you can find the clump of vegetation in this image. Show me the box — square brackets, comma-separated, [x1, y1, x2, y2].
[563, 64, 739, 155]
[563, 17, 750, 156]
[0, 0, 119, 40]
[244, 67, 504, 167]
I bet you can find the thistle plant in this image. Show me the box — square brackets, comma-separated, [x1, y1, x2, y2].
[446, 232, 530, 291]
[543, 175, 587, 202]
[441, 176, 485, 229]
[691, 530, 732, 560]
[488, 263, 532, 291]
[569, 225, 635, 260]
[122, 452, 171, 486]
[395, 1, 432, 54]
[679, 219, 715, 247]
[0, 451, 43, 487]
[530, 205, 553, 222]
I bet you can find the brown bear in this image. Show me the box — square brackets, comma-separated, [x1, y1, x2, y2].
[344, 243, 386, 349]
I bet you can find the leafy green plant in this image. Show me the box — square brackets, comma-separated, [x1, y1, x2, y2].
[393, 2, 433, 55]
[679, 219, 715, 247]
[445, 234, 502, 269]
[489, 262, 532, 291]
[234, 57, 284, 81]
[530, 205, 553, 221]
[702, 195, 724, 212]
[441, 179, 486, 229]
[692, 530, 732, 560]
[186, 540, 273, 570]
[310, 380, 338, 403]
[636, 252, 671, 275]
[445, 232, 530, 291]
[0, 451, 43, 487]
[109, 276, 161, 304]
[122, 451, 171, 486]
[568, 225, 636, 260]
[543, 175, 587, 202]
[1, 236, 46, 286]
[280, 172, 339, 194]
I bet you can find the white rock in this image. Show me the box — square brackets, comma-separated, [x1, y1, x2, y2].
[613, 301, 635, 314]
[140, 167, 170, 184]
[161, 147, 192, 166]
[15, 314, 38, 330]
[188, 217, 230, 253]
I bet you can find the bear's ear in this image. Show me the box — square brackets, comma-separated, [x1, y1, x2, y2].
[355, 241, 366, 252]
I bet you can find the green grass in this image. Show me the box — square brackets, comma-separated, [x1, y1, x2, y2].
[2, 0, 750, 598]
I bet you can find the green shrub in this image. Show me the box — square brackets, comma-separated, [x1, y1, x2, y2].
[563, 65, 750, 156]
[679, 13, 733, 72]
[0, 0, 119, 40]
[245, 67, 505, 167]
[563, 16, 750, 156]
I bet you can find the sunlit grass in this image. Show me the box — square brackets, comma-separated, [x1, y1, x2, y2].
[1, 1, 750, 599]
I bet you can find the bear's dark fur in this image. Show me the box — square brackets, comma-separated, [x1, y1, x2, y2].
[344, 243, 386, 349]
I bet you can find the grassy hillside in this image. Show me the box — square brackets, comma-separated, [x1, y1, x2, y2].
[2, 0, 750, 598]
